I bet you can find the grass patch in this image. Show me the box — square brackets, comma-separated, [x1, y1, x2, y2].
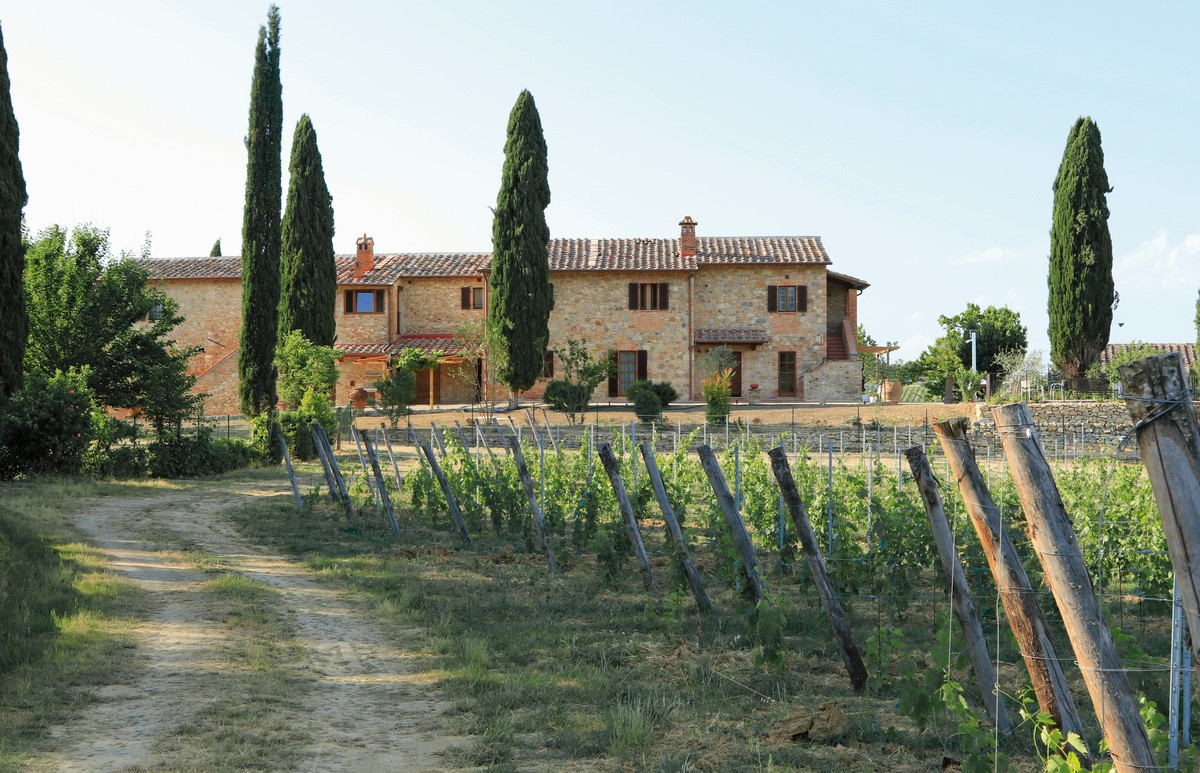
[0, 477, 152, 770]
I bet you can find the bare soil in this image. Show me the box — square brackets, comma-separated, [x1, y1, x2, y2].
[35, 483, 463, 772]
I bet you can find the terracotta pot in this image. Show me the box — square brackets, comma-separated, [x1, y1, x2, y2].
[349, 387, 368, 409]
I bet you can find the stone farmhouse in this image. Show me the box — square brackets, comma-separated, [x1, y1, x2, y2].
[140, 217, 868, 416]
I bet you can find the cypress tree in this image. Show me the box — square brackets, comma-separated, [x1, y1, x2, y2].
[1048, 116, 1114, 382]
[209, 238, 221, 257]
[237, 6, 283, 417]
[487, 90, 552, 400]
[0, 23, 27, 400]
[278, 114, 335, 346]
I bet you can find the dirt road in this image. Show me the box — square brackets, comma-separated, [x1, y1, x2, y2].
[34, 482, 461, 772]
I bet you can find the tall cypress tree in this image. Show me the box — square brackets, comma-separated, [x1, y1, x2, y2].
[1048, 116, 1114, 381]
[487, 90, 552, 400]
[278, 114, 335, 346]
[237, 6, 283, 417]
[0, 23, 27, 400]
[209, 238, 221, 257]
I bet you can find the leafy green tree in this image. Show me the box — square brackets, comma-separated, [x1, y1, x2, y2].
[375, 348, 432, 427]
[275, 329, 338, 408]
[278, 114, 335, 346]
[0, 369, 94, 478]
[0, 23, 27, 400]
[209, 238, 221, 257]
[542, 339, 612, 424]
[1049, 116, 1114, 381]
[937, 303, 1026, 382]
[487, 90, 552, 403]
[22, 224, 199, 430]
[237, 5, 283, 419]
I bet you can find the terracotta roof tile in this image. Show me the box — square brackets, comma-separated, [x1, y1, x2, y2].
[337, 334, 458, 359]
[694, 328, 769, 344]
[336, 253, 489, 285]
[136, 257, 242, 280]
[1100, 343, 1197, 373]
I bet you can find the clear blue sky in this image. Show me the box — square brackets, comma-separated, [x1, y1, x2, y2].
[5, 2, 1198, 362]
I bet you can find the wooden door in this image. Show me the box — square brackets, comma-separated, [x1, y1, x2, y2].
[414, 366, 441, 407]
[731, 351, 743, 398]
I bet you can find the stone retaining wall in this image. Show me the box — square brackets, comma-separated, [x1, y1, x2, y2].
[969, 400, 1132, 442]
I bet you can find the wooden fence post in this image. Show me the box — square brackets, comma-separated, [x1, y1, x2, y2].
[314, 422, 353, 520]
[697, 445, 769, 604]
[277, 427, 304, 512]
[1119, 352, 1200, 658]
[934, 418, 1087, 750]
[362, 434, 400, 532]
[507, 436, 558, 572]
[310, 424, 340, 505]
[639, 441, 709, 612]
[420, 443, 471, 546]
[905, 446, 1011, 731]
[768, 447, 867, 693]
[597, 443, 658, 592]
[995, 402, 1156, 771]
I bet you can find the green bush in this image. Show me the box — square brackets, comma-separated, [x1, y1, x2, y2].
[146, 431, 256, 478]
[627, 380, 678, 410]
[0, 370, 95, 479]
[701, 369, 733, 425]
[278, 391, 335, 461]
[544, 379, 592, 416]
[632, 388, 663, 424]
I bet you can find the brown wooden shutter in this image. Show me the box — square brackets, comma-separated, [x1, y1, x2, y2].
[461, 287, 470, 309]
[607, 351, 619, 396]
[798, 286, 808, 312]
[636, 349, 648, 381]
[767, 285, 778, 312]
[543, 350, 554, 378]
[659, 282, 669, 310]
[344, 289, 353, 312]
[628, 282, 639, 310]
[375, 290, 385, 311]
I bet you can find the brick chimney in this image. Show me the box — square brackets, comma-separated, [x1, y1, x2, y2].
[679, 216, 697, 258]
[353, 234, 375, 279]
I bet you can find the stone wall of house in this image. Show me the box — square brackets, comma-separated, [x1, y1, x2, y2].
[336, 286, 393, 343]
[193, 350, 241, 416]
[335, 358, 388, 408]
[152, 278, 242, 377]
[692, 264, 831, 399]
[969, 400, 1133, 440]
[802, 359, 863, 403]
[548, 270, 692, 402]
[399, 276, 487, 335]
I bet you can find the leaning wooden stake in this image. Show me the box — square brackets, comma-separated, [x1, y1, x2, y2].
[311, 424, 340, 505]
[379, 424, 404, 493]
[475, 422, 502, 471]
[639, 442, 709, 611]
[768, 447, 867, 693]
[935, 418, 1087, 749]
[314, 422, 353, 519]
[597, 443, 658, 592]
[362, 435, 400, 532]
[351, 426, 376, 496]
[1119, 352, 1200, 659]
[905, 446, 1012, 731]
[420, 443, 471, 546]
[277, 427, 304, 511]
[507, 436, 558, 572]
[698, 444, 769, 604]
[995, 402, 1156, 772]
[429, 422, 448, 457]
[540, 407, 560, 455]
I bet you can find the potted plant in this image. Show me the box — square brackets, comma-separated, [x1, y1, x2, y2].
[747, 382, 762, 405]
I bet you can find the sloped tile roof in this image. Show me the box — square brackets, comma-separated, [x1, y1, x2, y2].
[694, 328, 769, 344]
[143, 235, 834, 281]
[136, 257, 242, 280]
[335, 253, 490, 285]
[1100, 343, 1197, 373]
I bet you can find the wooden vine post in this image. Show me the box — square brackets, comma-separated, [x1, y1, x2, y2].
[933, 418, 1086, 746]
[994, 402, 1156, 771]
[596, 443, 657, 592]
[378, 424, 404, 493]
[697, 445, 769, 604]
[277, 427, 304, 511]
[904, 446, 1011, 731]
[361, 434, 400, 532]
[310, 424, 340, 505]
[767, 447, 867, 692]
[638, 442, 710, 612]
[507, 435, 558, 572]
[419, 443, 471, 546]
[314, 422, 353, 520]
[1119, 352, 1200, 657]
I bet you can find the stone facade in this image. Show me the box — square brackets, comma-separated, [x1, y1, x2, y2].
[142, 219, 869, 414]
